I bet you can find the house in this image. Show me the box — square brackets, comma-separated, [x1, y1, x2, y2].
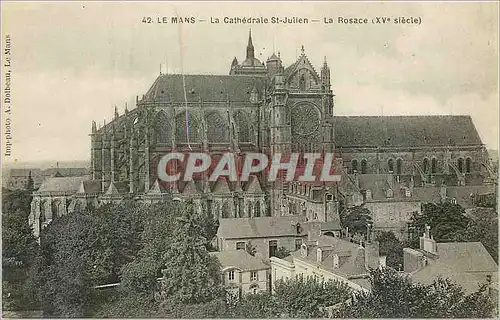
[404, 225, 498, 294]
[217, 215, 342, 259]
[217, 216, 308, 259]
[270, 232, 385, 293]
[210, 250, 269, 298]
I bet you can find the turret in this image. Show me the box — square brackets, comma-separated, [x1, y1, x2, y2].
[246, 29, 255, 61]
[266, 51, 281, 78]
[321, 56, 331, 90]
[92, 120, 97, 133]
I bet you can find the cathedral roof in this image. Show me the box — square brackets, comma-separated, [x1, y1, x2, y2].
[240, 57, 265, 68]
[38, 176, 89, 193]
[334, 116, 483, 148]
[143, 74, 267, 102]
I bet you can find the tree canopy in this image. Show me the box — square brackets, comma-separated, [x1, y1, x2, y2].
[335, 267, 495, 318]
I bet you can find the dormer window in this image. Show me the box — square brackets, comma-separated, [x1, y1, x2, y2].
[388, 159, 394, 173]
[386, 188, 394, 198]
[228, 270, 235, 281]
[301, 243, 308, 257]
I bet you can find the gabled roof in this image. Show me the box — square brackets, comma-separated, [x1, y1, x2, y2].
[143, 74, 267, 102]
[243, 175, 262, 193]
[411, 242, 498, 294]
[105, 181, 129, 195]
[38, 176, 89, 193]
[210, 250, 268, 272]
[181, 180, 201, 195]
[77, 180, 101, 194]
[334, 116, 483, 148]
[211, 177, 231, 194]
[147, 179, 169, 195]
[218, 216, 306, 239]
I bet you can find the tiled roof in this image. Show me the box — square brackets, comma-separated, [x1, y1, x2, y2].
[210, 250, 268, 271]
[77, 180, 101, 194]
[334, 116, 483, 148]
[218, 216, 306, 239]
[292, 236, 368, 277]
[143, 74, 267, 102]
[38, 176, 89, 193]
[411, 242, 498, 294]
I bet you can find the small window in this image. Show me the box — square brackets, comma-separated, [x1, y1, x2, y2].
[269, 240, 278, 258]
[228, 270, 235, 281]
[351, 159, 358, 173]
[423, 158, 429, 173]
[388, 159, 394, 173]
[458, 158, 464, 173]
[295, 238, 303, 251]
[250, 271, 258, 281]
[252, 287, 258, 294]
[431, 158, 437, 174]
[396, 158, 402, 175]
[236, 242, 246, 250]
[361, 159, 367, 174]
[466, 157, 472, 173]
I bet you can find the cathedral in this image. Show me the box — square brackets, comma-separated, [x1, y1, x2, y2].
[29, 31, 496, 239]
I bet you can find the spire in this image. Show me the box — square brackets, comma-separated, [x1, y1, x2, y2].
[92, 120, 97, 133]
[301, 45, 305, 55]
[246, 29, 255, 60]
[114, 106, 119, 119]
[231, 56, 238, 67]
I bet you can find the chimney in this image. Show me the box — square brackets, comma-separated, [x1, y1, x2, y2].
[333, 254, 339, 269]
[420, 225, 437, 254]
[354, 246, 366, 272]
[316, 248, 323, 263]
[379, 255, 387, 268]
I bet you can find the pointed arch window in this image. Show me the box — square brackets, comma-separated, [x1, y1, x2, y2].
[396, 159, 402, 175]
[423, 158, 429, 174]
[388, 159, 394, 173]
[299, 75, 306, 91]
[361, 159, 367, 174]
[458, 158, 464, 173]
[254, 202, 261, 217]
[431, 158, 437, 174]
[466, 157, 472, 173]
[351, 159, 358, 173]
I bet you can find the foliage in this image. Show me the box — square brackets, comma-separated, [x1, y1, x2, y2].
[273, 275, 351, 318]
[94, 291, 158, 318]
[408, 202, 470, 246]
[273, 246, 291, 259]
[335, 267, 495, 318]
[229, 292, 280, 318]
[245, 241, 257, 256]
[340, 206, 373, 236]
[37, 211, 96, 317]
[375, 231, 403, 269]
[155, 297, 229, 318]
[2, 206, 41, 311]
[159, 201, 225, 304]
[450, 207, 498, 263]
[2, 188, 32, 215]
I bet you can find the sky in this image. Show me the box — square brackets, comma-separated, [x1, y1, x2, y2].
[1, 1, 498, 163]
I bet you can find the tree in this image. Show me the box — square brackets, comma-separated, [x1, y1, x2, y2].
[37, 211, 96, 317]
[274, 246, 291, 259]
[229, 292, 280, 318]
[375, 231, 403, 269]
[408, 202, 470, 247]
[273, 275, 351, 318]
[450, 207, 498, 263]
[159, 201, 224, 304]
[2, 208, 41, 311]
[340, 206, 373, 236]
[336, 267, 495, 318]
[2, 188, 32, 215]
[245, 241, 257, 256]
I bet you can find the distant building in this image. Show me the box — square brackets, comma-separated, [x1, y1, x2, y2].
[217, 216, 341, 259]
[210, 250, 269, 298]
[404, 225, 498, 294]
[7, 167, 89, 190]
[270, 232, 385, 293]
